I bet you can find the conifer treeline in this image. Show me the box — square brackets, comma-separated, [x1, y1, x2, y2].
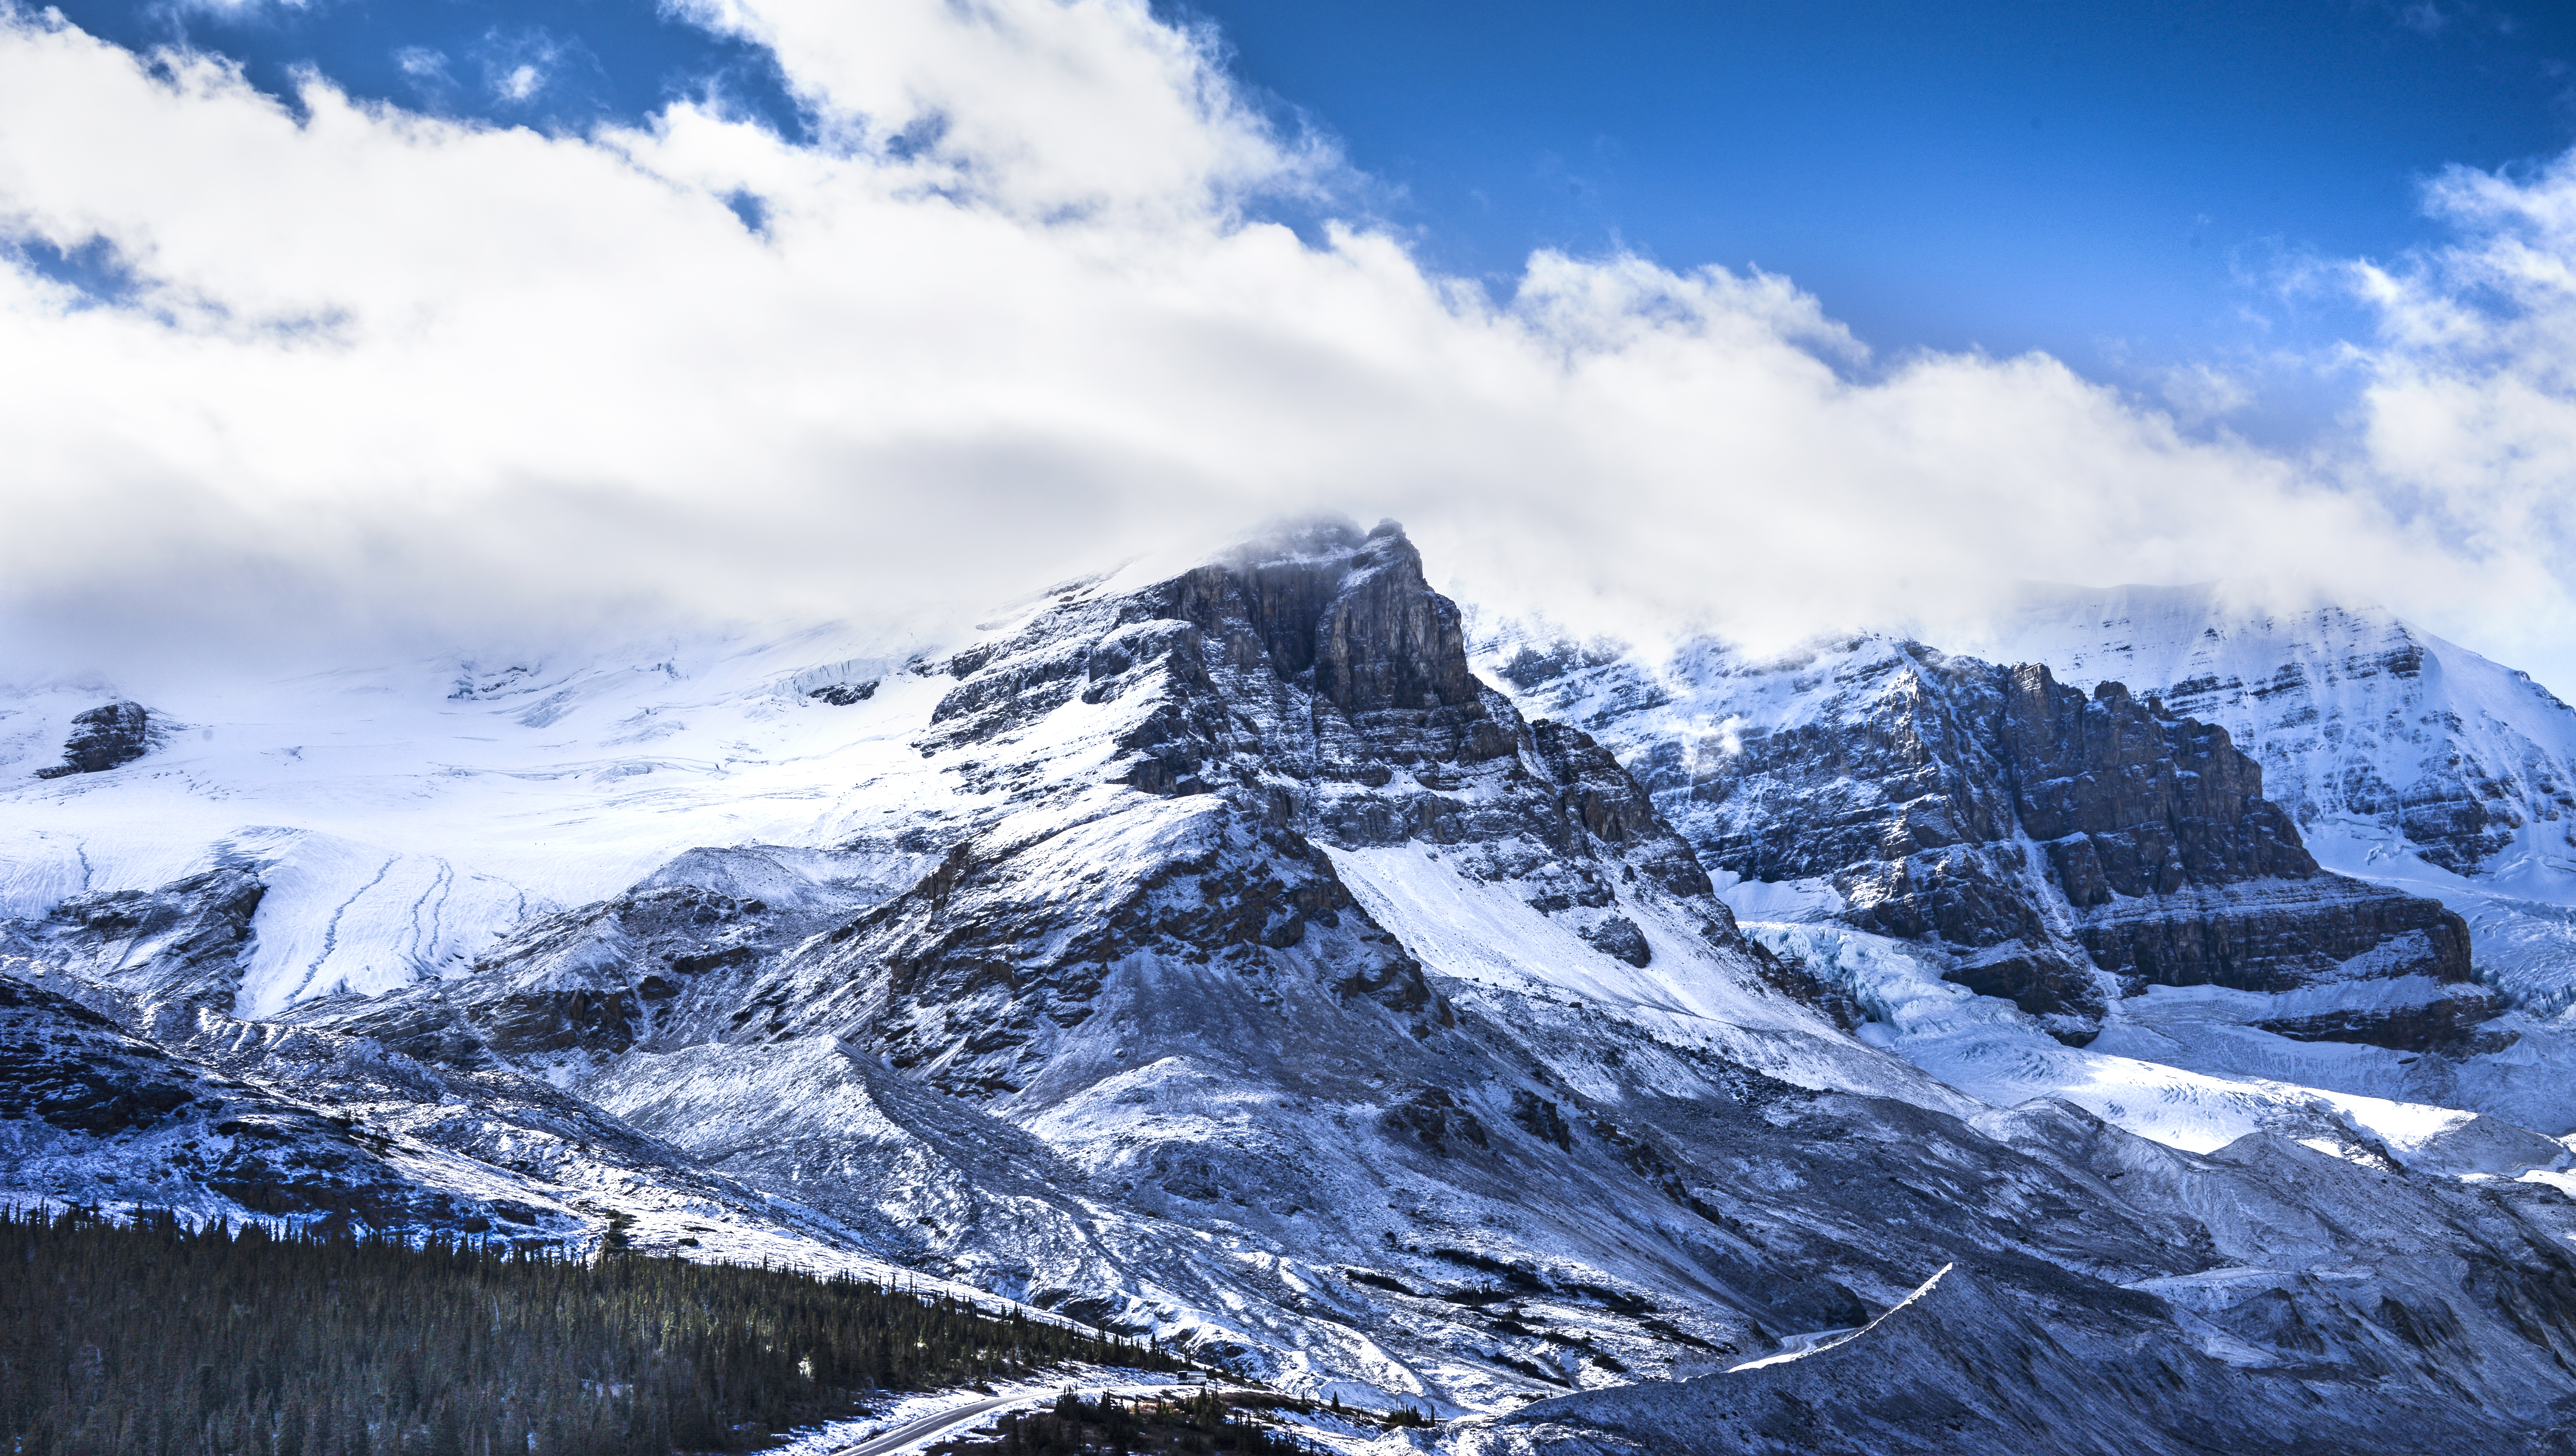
[1, 1208, 1178, 1456]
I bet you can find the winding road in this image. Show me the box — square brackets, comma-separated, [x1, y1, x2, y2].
[828, 1384, 1213, 1456]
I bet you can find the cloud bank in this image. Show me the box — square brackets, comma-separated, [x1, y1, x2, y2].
[0, 0, 2571, 690]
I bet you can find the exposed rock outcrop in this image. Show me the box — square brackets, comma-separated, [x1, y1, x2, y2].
[32, 701, 152, 779]
[714, 520, 1823, 1123]
[1961, 585, 2576, 1054]
[1976, 585, 2576, 884]
[0, 974, 563, 1237]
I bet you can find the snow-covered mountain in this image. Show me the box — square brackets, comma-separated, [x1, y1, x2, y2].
[1472, 624, 2576, 1133]
[12, 526, 2576, 1453]
[1961, 582, 2576, 1014]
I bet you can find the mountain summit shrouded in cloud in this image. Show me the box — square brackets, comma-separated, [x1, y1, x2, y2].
[0, 0, 2573, 694]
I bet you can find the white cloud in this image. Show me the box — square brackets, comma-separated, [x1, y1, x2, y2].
[0, 0, 2569, 695]
[492, 64, 542, 102]
[666, 0, 1329, 223]
[167, 0, 314, 15]
[2340, 151, 2576, 687]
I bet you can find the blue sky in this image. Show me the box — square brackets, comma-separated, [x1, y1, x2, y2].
[51, 0, 2576, 431]
[1188, 1, 2576, 350]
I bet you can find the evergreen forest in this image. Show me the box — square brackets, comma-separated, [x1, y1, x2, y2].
[0, 1207, 1178, 1456]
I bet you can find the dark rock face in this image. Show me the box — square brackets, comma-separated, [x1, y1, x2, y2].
[809, 681, 878, 705]
[2256, 981, 2515, 1057]
[928, 520, 1524, 813]
[2000, 593, 2576, 888]
[452, 885, 775, 1061]
[1784, 661, 2469, 1020]
[0, 867, 265, 1012]
[928, 521, 1727, 896]
[2003, 675, 2316, 895]
[2075, 883, 2473, 998]
[0, 976, 205, 1136]
[1496, 638, 2472, 1046]
[33, 702, 152, 779]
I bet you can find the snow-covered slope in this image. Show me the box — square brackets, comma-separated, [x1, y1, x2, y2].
[0, 624, 948, 1008]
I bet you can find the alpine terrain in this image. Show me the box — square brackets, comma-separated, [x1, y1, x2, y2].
[9, 522, 2576, 1453]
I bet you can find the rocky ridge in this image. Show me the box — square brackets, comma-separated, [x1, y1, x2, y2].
[1487, 632, 2481, 1054]
[1972, 585, 2576, 887]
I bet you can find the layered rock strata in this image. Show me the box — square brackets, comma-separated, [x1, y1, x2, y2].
[1974, 585, 2576, 884]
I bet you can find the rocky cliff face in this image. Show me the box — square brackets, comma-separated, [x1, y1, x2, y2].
[1971, 586, 2576, 885]
[1493, 633, 2477, 1049]
[759, 521, 1797, 1087]
[0, 868, 265, 1010]
[0, 970, 580, 1238]
[1963, 584, 2576, 1032]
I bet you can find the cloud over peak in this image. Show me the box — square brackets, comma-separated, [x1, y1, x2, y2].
[0, 0, 2571, 691]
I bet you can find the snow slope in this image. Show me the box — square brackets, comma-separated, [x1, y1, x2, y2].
[0, 623, 949, 1014]
[1738, 914, 2562, 1172]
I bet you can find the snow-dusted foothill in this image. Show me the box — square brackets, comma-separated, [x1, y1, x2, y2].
[9, 525, 2576, 1452]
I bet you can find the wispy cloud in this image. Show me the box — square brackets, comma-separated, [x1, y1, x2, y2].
[162, 0, 319, 18]
[0, 0, 2571, 693]
[2157, 362, 2255, 426]
[476, 29, 565, 106]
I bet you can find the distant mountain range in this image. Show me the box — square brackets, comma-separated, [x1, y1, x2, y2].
[9, 524, 2576, 1453]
